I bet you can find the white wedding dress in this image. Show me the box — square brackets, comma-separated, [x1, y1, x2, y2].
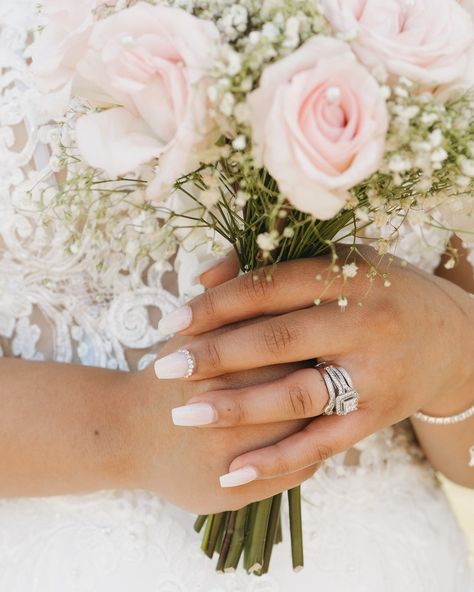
[0, 1, 473, 590]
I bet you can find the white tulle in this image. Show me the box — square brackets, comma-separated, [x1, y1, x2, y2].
[0, 1, 473, 590]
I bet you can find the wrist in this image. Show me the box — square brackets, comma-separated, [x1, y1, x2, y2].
[418, 291, 474, 417]
[116, 365, 168, 492]
[86, 368, 142, 491]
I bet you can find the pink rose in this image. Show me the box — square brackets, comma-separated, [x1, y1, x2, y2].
[74, 2, 219, 198]
[30, 0, 100, 93]
[322, 0, 474, 86]
[248, 37, 388, 220]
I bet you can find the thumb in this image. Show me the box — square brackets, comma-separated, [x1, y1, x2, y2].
[199, 251, 240, 288]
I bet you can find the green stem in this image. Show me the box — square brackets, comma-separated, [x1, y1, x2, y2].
[224, 506, 249, 572]
[246, 498, 273, 574]
[288, 487, 304, 572]
[275, 514, 283, 545]
[243, 503, 258, 572]
[201, 514, 214, 554]
[215, 512, 229, 557]
[261, 493, 283, 574]
[204, 512, 225, 559]
[194, 515, 207, 533]
[216, 512, 235, 572]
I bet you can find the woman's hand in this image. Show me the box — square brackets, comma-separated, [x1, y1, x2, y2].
[123, 336, 317, 514]
[154, 247, 474, 486]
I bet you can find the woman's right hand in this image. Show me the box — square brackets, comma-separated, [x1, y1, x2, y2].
[121, 336, 318, 514]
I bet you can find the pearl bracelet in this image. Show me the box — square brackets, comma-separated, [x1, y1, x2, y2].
[413, 404, 474, 425]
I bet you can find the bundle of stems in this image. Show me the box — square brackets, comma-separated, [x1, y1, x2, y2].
[194, 489, 301, 575]
[175, 165, 359, 574]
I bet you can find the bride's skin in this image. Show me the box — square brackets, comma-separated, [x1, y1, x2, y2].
[0, 349, 315, 513]
[0, 245, 471, 513]
[155, 245, 474, 489]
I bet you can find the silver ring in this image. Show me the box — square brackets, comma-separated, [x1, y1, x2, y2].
[316, 363, 359, 416]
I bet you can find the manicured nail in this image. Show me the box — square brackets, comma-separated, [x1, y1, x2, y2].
[171, 402, 217, 426]
[190, 256, 228, 284]
[154, 349, 195, 379]
[219, 466, 258, 488]
[158, 305, 192, 335]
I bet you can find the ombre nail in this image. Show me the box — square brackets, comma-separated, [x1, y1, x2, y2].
[171, 402, 217, 426]
[154, 349, 195, 379]
[219, 466, 258, 488]
[158, 305, 192, 335]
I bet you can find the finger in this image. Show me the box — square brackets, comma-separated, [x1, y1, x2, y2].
[154, 302, 356, 380]
[158, 258, 340, 336]
[171, 368, 328, 427]
[221, 409, 375, 485]
[199, 252, 240, 289]
[217, 463, 320, 512]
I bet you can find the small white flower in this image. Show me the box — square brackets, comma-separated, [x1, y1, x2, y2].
[431, 147, 448, 164]
[338, 295, 348, 309]
[459, 157, 474, 177]
[232, 135, 247, 151]
[421, 112, 438, 125]
[444, 258, 455, 269]
[456, 175, 471, 189]
[262, 22, 280, 41]
[388, 154, 411, 173]
[282, 226, 294, 238]
[241, 77, 253, 93]
[429, 129, 443, 147]
[235, 190, 249, 207]
[342, 262, 358, 278]
[257, 231, 279, 251]
[220, 92, 235, 116]
[234, 102, 251, 123]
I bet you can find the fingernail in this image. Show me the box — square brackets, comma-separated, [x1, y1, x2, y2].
[219, 466, 258, 488]
[190, 256, 228, 284]
[171, 402, 217, 426]
[154, 349, 195, 379]
[158, 305, 192, 335]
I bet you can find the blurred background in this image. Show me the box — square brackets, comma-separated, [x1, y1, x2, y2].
[442, 478, 474, 556]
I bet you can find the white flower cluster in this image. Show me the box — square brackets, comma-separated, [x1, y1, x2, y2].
[352, 85, 474, 239]
[193, 0, 328, 123]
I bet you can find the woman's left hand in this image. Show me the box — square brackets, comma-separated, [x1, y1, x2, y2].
[154, 247, 474, 486]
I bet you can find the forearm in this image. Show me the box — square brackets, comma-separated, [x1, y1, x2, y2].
[0, 358, 134, 497]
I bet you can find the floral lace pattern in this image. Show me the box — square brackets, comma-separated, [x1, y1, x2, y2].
[0, 1, 472, 590]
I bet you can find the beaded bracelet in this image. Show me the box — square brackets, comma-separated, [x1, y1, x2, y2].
[413, 404, 474, 425]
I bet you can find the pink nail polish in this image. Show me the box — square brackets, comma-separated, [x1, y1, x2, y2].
[171, 403, 217, 426]
[158, 305, 192, 335]
[219, 466, 258, 488]
[154, 349, 195, 379]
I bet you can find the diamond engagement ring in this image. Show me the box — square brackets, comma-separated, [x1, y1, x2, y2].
[316, 363, 359, 416]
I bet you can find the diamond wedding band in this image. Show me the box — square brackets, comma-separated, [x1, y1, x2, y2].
[316, 363, 359, 416]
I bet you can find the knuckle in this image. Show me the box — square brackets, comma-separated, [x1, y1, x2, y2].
[201, 290, 217, 319]
[303, 435, 334, 464]
[272, 442, 292, 475]
[204, 338, 223, 371]
[261, 321, 299, 357]
[221, 396, 246, 426]
[364, 297, 401, 337]
[240, 269, 275, 304]
[286, 382, 315, 418]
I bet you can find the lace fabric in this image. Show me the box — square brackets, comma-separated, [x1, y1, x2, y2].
[0, 1, 473, 590]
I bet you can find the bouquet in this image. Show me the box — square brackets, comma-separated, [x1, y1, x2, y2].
[31, 0, 474, 575]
